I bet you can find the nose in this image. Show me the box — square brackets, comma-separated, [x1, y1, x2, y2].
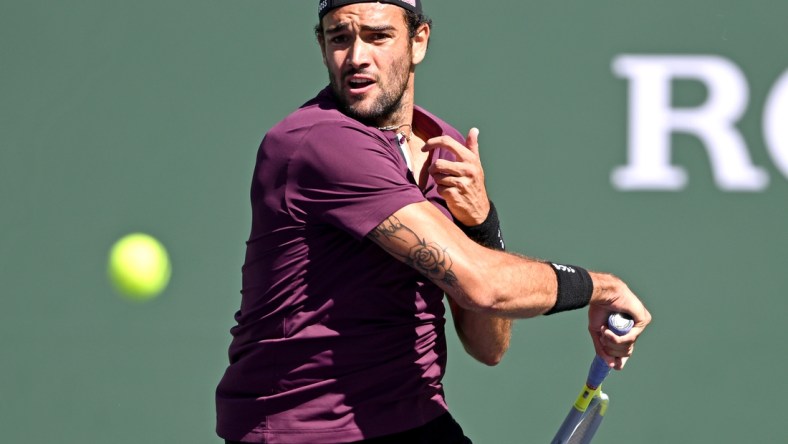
[347, 37, 371, 69]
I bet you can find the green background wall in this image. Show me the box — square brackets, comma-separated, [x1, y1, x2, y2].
[3, 1, 787, 442]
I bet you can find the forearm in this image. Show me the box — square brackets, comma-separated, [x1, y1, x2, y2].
[470, 252, 560, 317]
[448, 297, 512, 366]
[479, 255, 646, 321]
[369, 201, 646, 321]
[369, 202, 559, 317]
[447, 218, 559, 317]
[446, 199, 513, 364]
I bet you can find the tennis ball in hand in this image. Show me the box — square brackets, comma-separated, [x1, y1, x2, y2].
[108, 233, 171, 301]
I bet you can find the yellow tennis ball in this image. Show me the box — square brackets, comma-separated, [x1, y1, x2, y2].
[108, 233, 171, 301]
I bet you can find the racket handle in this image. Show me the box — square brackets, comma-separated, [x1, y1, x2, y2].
[608, 312, 634, 336]
[586, 313, 633, 388]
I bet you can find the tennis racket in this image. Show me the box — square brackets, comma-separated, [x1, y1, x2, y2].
[550, 313, 634, 444]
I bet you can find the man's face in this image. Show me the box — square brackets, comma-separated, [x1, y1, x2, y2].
[319, 4, 418, 126]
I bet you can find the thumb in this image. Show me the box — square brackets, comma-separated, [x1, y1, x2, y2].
[465, 127, 480, 155]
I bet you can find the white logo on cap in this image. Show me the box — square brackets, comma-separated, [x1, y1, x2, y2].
[320, 0, 415, 14]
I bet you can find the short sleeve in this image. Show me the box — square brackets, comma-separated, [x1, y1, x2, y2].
[287, 123, 426, 240]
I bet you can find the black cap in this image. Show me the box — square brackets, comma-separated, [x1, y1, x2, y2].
[318, 0, 422, 20]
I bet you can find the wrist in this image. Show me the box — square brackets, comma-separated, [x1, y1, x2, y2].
[454, 200, 491, 227]
[544, 263, 594, 315]
[588, 272, 623, 304]
[456, 200, 505, 250]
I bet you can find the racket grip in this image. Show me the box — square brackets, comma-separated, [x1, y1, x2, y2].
[586, 313, 633, 388]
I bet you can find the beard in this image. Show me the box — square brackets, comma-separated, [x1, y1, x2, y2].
[328, 55, 412, 127]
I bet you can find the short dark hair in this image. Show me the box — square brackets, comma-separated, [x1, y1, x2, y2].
[404, 10, 433, 39]
[314, 9, 432, 41]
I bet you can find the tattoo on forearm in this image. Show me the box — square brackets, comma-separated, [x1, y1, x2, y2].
[370, 216, 459, 288]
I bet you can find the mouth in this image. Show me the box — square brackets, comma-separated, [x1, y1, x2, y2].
[345, 75, 376, 95]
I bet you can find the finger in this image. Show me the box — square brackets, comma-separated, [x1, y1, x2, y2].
[593, 324, 633, 369]
[591, 326, 612, 365]
[437, 185, 464, 198]
[601, 338, 634, 357]
[428, 159, 472, 178]
[422, 135, 473, 161]
[603, 326, 636, 344]
[465, 127, 480, 156]
[613, 356, 628, 371]
[600, 355, 628, 371]
[433, 175, 470, 193]
[431, 173, 452, 186]
[598, 343, 632, 371]
[435, 182, 460, 197]
[602, 328, 638, 350]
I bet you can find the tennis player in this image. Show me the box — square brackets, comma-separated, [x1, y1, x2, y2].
[215, 1, 651, 443]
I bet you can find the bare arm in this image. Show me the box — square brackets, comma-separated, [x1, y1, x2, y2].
[367, 201, 651, 369]
[425, 127, 513, 365]
[367, 202, 557, 318]
[448, 297, 512, 366]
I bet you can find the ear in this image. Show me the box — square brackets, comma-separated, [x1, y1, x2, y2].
[411, 23, 430, 65]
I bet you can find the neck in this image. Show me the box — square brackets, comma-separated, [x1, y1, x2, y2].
[377, 80, 416, 138]
[377, 123, 413, 141]
[381, 93, 414, 125]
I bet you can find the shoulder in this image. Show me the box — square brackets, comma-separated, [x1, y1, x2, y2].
[260, 89, 402, 181]
[258, 91, 391, 173]
[265, 88, 388, 152]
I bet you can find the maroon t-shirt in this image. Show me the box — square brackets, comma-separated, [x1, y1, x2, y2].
[216, 87, 465, 443]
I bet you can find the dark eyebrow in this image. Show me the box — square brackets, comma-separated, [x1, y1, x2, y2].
[361, 25, 396, 33]
[324, 23, 397, 35]
[325, 23, 350, 35]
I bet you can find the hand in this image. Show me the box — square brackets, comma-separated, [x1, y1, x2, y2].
[587, 272, 652, 370]
[422, 128, 490, 226]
